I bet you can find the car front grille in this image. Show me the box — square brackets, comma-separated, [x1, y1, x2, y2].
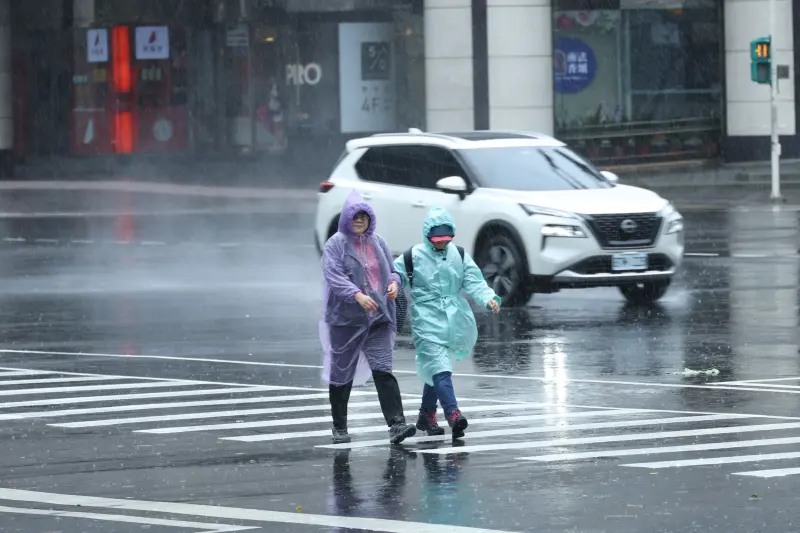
[569, 254, 673, 275]
[583, 213, 663, 249]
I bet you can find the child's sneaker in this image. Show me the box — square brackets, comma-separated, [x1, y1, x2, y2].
[447, 409, 468, 440]
[416, 408, 446, 436]
[331, 427, 351, 444]
[388, 419, 417, 444]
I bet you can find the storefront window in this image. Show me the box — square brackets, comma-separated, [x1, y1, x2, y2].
[552, 0, 723, 165]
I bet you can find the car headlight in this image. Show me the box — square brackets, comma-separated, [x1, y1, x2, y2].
[659, 203, 684, 234]
[541, 224, 586, 238]
[520, 204, 575, 219]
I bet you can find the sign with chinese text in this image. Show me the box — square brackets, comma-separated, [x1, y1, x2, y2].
[86, 29, 108, 63]
[135, 26, 170, 60]
[339, 23, 397, 133]
[553, 37, 596, 94]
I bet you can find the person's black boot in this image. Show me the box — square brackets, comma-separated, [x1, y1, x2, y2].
[329, 383, 353, 444]
[446, 409, 468, 440]
[388, 416, 416, 444]
[416, 408, 446, 436]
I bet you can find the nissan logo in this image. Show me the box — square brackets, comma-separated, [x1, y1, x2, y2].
[620, 219, 637, 233]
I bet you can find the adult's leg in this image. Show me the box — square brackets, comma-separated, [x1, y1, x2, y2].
[327, 325, 363, 443]
[362, 323, 416, 443]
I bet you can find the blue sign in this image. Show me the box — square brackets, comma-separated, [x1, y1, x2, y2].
[553, 37, 597, 94]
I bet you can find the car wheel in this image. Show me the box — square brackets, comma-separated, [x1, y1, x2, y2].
[476, 232, 531, 307]
[618, 280, 671, 304]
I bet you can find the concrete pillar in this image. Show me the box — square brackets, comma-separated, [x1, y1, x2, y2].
[725, 0, 795, 138]
[0, 0, 11, 175]
[487, 0, 553, 134]
[73, 0, 95, 28]
[424, 0, 474, 130]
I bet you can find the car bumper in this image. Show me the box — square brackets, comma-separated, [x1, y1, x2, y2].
[524, 216, 684, 289]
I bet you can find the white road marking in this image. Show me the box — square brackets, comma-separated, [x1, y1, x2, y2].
[316, 414, 754, 450]
[621, 451, 800, 469]
[0, 380, 202, 397]
[0, 369, 55, 377]
[0, 488, 521, 533]
[223, 408, 643, 443]
[684, 252, 720, 257]
[0, 375, 137, 386]
[137, 403, 537, 435]
[7, 348, 800, 400]
[417, 421, 800, 455]
[720, 376, 800, 384]
[51, 399, 399, 428]
[0, 386, 274, 409]
[0, 504, 256, 532]
[518, 436, 800, 462]
[733, 466, 800, 478]
[0, 391, 374, 421]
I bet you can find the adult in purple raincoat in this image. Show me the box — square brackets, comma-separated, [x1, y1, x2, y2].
[319, 190, 416, 445]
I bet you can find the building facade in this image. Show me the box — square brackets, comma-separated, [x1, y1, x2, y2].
[0, 0, 797, 178]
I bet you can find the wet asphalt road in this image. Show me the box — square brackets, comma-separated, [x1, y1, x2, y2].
[1, 193, 800, 532]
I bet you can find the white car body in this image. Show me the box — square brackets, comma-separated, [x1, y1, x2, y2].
[314, 130, 684, 307]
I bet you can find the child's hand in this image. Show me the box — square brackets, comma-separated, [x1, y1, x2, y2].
[487, 298, 500, 313]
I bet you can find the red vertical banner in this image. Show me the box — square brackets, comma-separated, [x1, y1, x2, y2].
[111, 26, 135, 154]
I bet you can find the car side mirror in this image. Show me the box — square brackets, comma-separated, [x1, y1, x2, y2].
[600, 170, 619, 184]
[436, 176, 468, 197]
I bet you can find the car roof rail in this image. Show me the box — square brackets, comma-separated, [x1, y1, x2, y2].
[369, 129, 457, 142]
[488, 130, 564, 144]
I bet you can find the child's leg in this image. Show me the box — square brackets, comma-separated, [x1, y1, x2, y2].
[431, 371, 468, 439]
[416, 383, 445, 436]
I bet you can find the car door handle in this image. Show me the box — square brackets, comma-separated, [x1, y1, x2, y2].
[361, 193, 372, 200]
[412, 201, 426, 208]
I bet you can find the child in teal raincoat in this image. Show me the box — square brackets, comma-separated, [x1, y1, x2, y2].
[393, 207, 501, 439]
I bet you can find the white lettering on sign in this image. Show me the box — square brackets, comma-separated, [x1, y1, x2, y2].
[285, 63, 322, 86]
[135, 26, 170, 60]
[87, 29, 109, 63]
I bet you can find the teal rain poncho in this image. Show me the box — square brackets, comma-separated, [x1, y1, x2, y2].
[393, 207, 499, 386]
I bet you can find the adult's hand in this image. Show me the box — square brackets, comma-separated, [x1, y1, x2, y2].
[355, 292, 379, 312]
[387, 281, 399, 301]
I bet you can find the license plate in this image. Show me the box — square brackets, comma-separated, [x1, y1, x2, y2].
[611, 252, 648, 272]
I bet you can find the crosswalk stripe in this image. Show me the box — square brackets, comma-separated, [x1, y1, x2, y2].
[518, 436, 800, 462]
[0, 391, 375, 421]
[417, 420, 800, 455]
[222, 408, 643, 443]
[315, 413, 754, 450]
[136, 403, 537, 435]
[0, 380, 203, 397]
[733, 466, 800, 478]
[0, 505, 257, 532]
[0, 370, 55, 377]
[51, 400, 394, 428]
[0, 376, 137, 386]
[0, 386, 273, 409]
[622, 451, 800, 469]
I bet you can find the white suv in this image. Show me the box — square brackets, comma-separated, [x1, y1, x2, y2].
[314, 130, 684, 311]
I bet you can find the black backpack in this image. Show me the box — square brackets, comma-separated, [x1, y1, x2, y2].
[402, 245, 465, 288]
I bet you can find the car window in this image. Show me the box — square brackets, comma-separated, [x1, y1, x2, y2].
[355, 145, 467, 189]
[457, 146, 614, 191]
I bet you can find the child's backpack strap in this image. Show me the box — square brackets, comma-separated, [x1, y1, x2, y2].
[403, 248, 415, 287]
[456, 245, 465, 263]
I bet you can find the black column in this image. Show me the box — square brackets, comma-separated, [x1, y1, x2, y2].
[472, 0, 489, 130]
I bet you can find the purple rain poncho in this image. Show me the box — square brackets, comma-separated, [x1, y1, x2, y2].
[319, 190, 402, 387]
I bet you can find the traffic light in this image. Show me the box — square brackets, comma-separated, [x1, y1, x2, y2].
[751, 36, 772, 84]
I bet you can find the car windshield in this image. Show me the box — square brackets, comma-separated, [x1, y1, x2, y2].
[457, 146, 615, 191]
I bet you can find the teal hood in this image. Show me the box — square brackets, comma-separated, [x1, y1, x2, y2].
[423, 207, 456, 250]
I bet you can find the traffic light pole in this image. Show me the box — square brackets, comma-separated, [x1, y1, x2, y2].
[770, 0, 782, 201]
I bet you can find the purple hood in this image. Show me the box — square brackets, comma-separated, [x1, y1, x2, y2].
[338, 190, 376, 238]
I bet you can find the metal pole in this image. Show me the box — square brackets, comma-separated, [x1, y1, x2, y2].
[770, 0, 782, 200]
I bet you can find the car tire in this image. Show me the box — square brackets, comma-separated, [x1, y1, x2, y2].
[618, 280, 671, 304]
[475, 232, 531, 307]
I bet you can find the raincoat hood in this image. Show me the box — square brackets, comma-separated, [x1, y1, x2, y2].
[339, 190, 377, 238]
[423, 207, 456, 249]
